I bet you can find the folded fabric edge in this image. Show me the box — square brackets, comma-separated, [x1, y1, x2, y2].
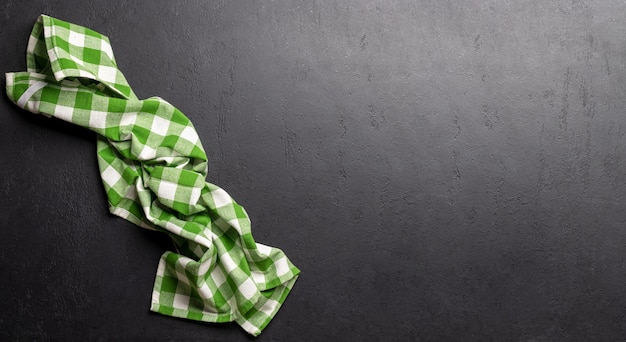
[149, 268, 299, 337]
[235, 275, 299, 336]
[25, 14, 45, 73]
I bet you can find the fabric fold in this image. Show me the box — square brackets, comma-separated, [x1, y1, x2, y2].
[6, 14, 299, 336]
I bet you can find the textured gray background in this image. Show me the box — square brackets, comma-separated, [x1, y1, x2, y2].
[2, 1, 626, 341]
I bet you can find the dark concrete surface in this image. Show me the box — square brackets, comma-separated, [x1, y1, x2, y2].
[2, 1, 626, 340]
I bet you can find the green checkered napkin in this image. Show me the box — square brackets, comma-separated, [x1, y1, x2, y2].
[6, 14, 299, 336]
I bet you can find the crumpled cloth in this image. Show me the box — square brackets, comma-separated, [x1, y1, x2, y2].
[5, 14, 299, 336]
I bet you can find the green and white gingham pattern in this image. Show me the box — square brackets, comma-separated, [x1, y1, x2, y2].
[6, 14, 299, 336]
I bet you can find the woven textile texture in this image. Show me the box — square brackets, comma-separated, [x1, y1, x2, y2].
[5, 14, 300, 336]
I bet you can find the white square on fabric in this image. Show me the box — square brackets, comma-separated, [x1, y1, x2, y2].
[219, 251, 238, 272]
[47, 48, 58, 63]
[100, 39, 114, 60]
[119, 112, 137, 140]
[180, 125, 199, 143]
[138, 145, 157, 160]
[239, 321, 256, 334]
[210, 188, 231, 208]
[89, 110, 108, 129]
[77, 70, 95, 79]
[68, 31, 85, 47]
[255, 243, 272, 257]
[274, 257, 291, 278]
[101, 165, 122, 187]
[26, 100, 41, 114]
[97, 65, 117, 83]
[164, 221, 183, 236]
[258, 298, 280, 316]
[157, 180, 178, 201]
[151, 116, 170, 136]
[238, 278, 257, 300]
[250, 271, 266, 285]
[43, 25, 52, 39]
[197, 257, 213, 277]
[119, 112, 137, 126]
[172, 293, 190, 310]
[69, 55, 85, 66]
[211, 267, 227, 288]
[53, 104, 74, 122]
[26, 35, 38, 57]
[189, 186, 201, 205]
[227, 218, 243, 232]
[196, 283, 214, 301]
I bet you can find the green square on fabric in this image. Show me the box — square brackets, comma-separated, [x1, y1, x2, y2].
[172, 201, 192, 217]
[159, 304, 175, 316]
[160, 275, 179, 294]
[83, 27, 103, 39]
[181, 220, 202, 235]
[170, 109, 189, 126]
[107, 98, 127, 113]
[186, 310, 204, 321]
[73, 91, 93, 110]
[131, 126, 150, 145]
[82, 47, 102, 65]
[97, 145, 117, 163]
[50, 17, 70, 29]
[128, 203, 145, 222]
[161, 135, 179, 149]
[141, 99, 161, 115]
[115, 84, 132, 97]
[178, 170, 201, 187]
[191, 214, 210, 226]
[40, 86, 60, 104]
[121, 167, 139, 184]
[57, 57, 77, 70]
[107, 188, 123, 205]
[104, 126, 120, 139]
[34, 54, 50, 72]
[53, 37, 71, 53]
